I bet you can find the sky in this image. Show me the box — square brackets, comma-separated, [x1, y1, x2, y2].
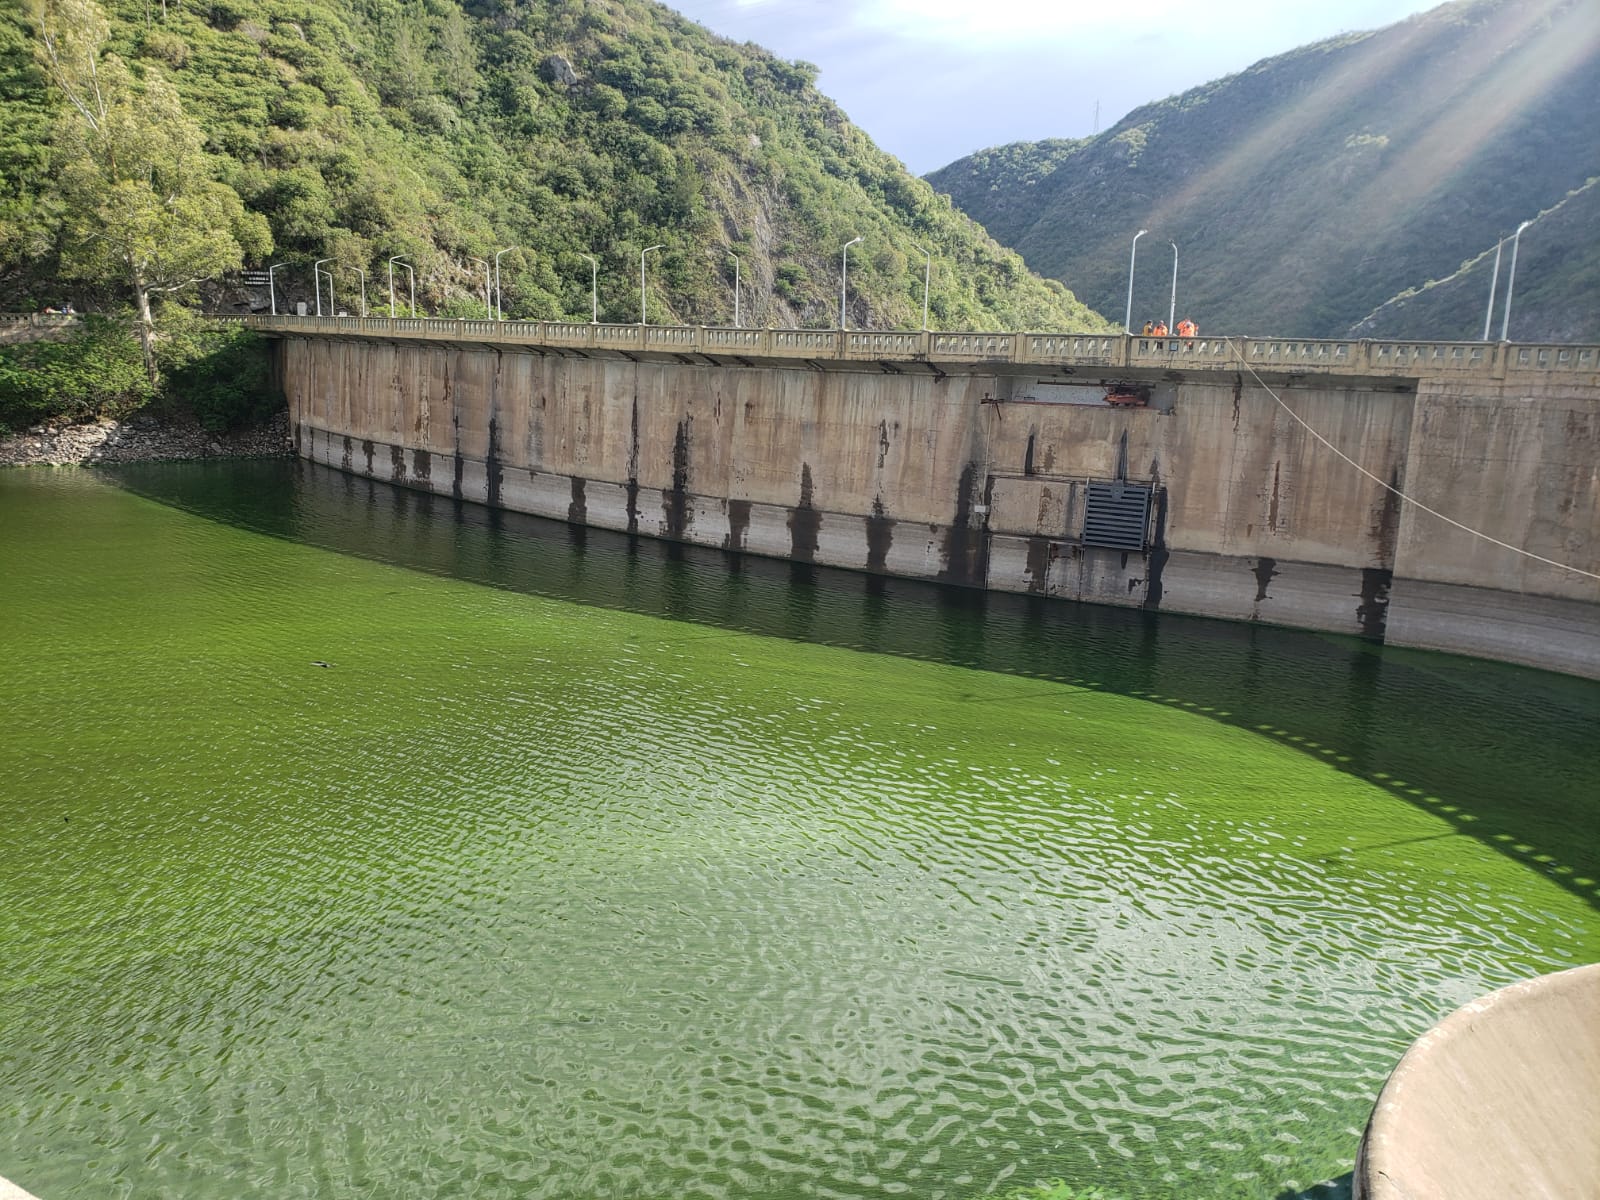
[664, 0, 1445, 174]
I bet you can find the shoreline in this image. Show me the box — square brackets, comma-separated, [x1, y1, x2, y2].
[0, 410, 292, 467]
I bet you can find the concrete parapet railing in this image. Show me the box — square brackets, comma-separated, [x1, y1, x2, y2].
[0, 1173, 42, 1199]
[1355, 962, 1600, 1200]
[0, 312, 81, 345]
[202, 314, 1600, 382]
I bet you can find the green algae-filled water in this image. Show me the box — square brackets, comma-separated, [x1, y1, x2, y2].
[2, 463, 1597, 1200]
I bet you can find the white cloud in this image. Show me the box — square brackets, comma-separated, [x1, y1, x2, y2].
[849, 0, 1130, 43]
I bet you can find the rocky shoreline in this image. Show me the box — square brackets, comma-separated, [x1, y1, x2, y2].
[0, 410, 293, 467]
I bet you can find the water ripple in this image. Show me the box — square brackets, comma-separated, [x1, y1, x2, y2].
[0, 467, 1595, 1200]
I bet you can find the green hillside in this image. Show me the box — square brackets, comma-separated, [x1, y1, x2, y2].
[1352, 176, 1599, 343]
[926, 0, 1600, 342]
[0, 0, 1110, 332]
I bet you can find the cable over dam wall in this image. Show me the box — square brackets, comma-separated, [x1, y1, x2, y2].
[255, 318, 1600, 678]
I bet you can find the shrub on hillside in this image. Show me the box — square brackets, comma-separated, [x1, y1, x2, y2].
[0, 310, 281, 433]
[156, 312, 282, 432]
[0, 314, 153, 431]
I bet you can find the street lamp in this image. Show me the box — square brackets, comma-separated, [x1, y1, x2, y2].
[267, 261, 287, 316]
[387, 257, 414, 318]
[910, 242, 931, 331]
[640, 244, 663, 325]
[1168, 242, 1178, 333]
[1499, 219, 1532, 343]
[580, 254, 599, 323]
[470, 257, 491, 316]
[313, 257, 332, 317]
[729, 253, 741, 327]
[1124, 230, 1146, 334]
[839, 235, 862, 330]
[353, 267, 367, 317]
[494, 246, 517, 320]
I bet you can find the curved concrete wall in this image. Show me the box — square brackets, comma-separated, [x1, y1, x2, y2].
[1356, 962, 1600, 1199]
[275, 328, 1600, 677]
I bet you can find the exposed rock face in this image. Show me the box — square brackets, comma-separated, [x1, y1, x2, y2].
[0, 411, 292, 467]
[542, 54, 579, 86]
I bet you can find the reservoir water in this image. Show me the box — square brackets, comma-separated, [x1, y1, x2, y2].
[2, 461, 1596, 1200]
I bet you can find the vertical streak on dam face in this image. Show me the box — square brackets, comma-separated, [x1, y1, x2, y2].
[663, 419, 690, 540]
[276, 334, 1600, 679]
[939, 461, 988, 587]
[788, 464, 820, 563]
[866, 497, 895, 574]
[1360, 466, 1405, 639]
[485, 351, 504, 510]
[626, 394, 640, 535]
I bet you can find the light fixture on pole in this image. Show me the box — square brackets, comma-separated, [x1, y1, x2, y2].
[494, 246, 516, 320]
[313, 258, 332, 317]
[1124, 230, 1146, 334]
[910, 242, 931, 331]
[387, 257, 413, 318]
[729, 253, 741, 327]
[1481, 237, 1504, 342]
[1499, 220, 1532, 343]
[354, 267, 367, 317]
[839, 236, 862, 330]
[580, 254, 599, 323]
[1168, 242, 1178, 333]
[640, 244, 663, 325]
[267, 262, 287, 316]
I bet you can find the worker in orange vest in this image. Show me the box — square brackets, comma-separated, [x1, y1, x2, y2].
[1177, 318, 1197, 338]
[1152, 320, 1168, 337]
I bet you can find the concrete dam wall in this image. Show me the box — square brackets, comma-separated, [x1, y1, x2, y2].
[269, 321, 1600, 678]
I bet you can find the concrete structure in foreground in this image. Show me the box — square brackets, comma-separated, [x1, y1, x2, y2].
[0, 1174, 42, 1200]
[1356, 962, 1600, 1199]
[244, 315, 1600, 677]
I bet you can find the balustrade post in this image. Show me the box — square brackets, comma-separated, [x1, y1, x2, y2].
[1491, 342, 1510, 381]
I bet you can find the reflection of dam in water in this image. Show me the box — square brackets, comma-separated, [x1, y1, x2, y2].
[0, 461, 1595, 1200]
[256, 317, 1600, 678]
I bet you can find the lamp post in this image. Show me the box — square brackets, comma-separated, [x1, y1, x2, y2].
[267, 261, 287, 316]
[1124, 229, 1146, 334]
[580, 254, 598, 323]
[1499, 220, 1532, 343]
[1168, 242, 1178, 333]
[839, 235, 862, 330]
[469, 258, 491, 317]
[729, 253, 741, 327]
[1481, 237, 1504, 342]
[387, 257, 414, 318]
[313, 258, 332, 317]
[910, 242, 932, 331]
[353, 267, 367, 317]
[494, 246, 516, 320]
[640, 244, 663, 325]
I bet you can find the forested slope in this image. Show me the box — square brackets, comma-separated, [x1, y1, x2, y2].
[0, 0, 1109, 332]
[927, 0, 1600, 342]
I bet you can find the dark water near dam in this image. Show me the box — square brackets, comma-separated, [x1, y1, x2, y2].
[1, 460, 1596, 1200]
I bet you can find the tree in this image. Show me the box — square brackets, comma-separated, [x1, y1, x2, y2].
[27, 0, 269, 381]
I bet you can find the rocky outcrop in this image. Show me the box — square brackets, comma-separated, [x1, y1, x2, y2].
[0, 411, 292, 467]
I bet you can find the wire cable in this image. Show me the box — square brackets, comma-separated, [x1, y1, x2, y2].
[1223, 337, 1600, 584]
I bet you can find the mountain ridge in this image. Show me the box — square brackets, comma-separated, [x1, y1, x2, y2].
[926, 0, 1600, 342]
